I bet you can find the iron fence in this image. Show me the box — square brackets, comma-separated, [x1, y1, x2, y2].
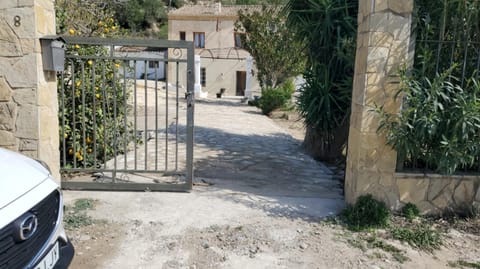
[396, 0, 480, 173]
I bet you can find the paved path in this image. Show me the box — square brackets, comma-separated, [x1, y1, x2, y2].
[193, 98, 343, 202]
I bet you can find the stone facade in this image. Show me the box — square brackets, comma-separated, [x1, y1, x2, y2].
[345, 0, 480, 215]
[0, 0, 60, 180]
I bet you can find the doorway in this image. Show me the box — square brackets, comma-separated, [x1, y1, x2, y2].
[236, 71, 246, 96]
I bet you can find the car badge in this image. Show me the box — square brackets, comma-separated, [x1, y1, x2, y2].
[13, 212, 38, 242]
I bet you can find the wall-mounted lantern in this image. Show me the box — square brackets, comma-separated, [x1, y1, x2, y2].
[40, 36, 66, 72]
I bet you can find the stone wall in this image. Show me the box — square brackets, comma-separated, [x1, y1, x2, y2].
[0, 0, 60, 180]
[394, 173, 480, 215]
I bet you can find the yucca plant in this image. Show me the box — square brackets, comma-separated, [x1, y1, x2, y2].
[286, 0, 358, 161]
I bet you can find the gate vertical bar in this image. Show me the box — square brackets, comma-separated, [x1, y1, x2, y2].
[165, 61, 169, 172]
[71, 63, 77, 169]
[60, 71, 66, 168]
[123, 61, 128, 170]
[186, 43, 195, 189]
[133, 60, 138, 170]
[112, 51, 118, 182]
[81, 62, 87, 169]
[175, 62, 179, 171]
[154, 63, 159, 171]
[144, 62, 148, 170]
[101, 62, 108, 171]
[92, 62, 98, 169]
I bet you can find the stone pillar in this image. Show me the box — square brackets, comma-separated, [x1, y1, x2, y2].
[0, 1, 60, 181]
[244, 56, 253, 99]
[345, 0, 414, 209]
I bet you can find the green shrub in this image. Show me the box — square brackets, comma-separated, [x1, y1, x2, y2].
[341, 194, 391, 231]
[374, 0, 480, 174]
[258, 80, 295, 115]
[401, 203, 420, 221]
[375, 68, 480, 174]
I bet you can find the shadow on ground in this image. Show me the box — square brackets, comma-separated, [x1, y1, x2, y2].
[171, 118, 344, 222]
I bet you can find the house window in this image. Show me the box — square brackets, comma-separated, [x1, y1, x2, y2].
[234, 33, 244, 48]
[200, 67, 206, 87]
[148, 61, 159, 68]
[194, 32, 205, 48]
[179, 31, 186, 40]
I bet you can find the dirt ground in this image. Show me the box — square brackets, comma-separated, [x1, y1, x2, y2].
[64, 109, 479, 269]
[67, 216, 479, 269]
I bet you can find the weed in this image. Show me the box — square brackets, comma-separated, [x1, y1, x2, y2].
[462, 261, 479, 268]
[64, 212, 93, 229]
[448, 260, 480, 269]
[392, 252, 410, 264]
[366, 236, 396, 252]
[73, 198, 95, 211]
[346, 233, 409, 264]
[346, 237, 367, 251]
[365, 236, 409, 263]
[368, 252, 385, 259]
[64, 198, 96, 230]
[390, 224, 442, 251]
[401, 203, 420, 221]
[341, 195, 390, 231]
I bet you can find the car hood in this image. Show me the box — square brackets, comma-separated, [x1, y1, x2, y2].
[0, 148, 50, 209]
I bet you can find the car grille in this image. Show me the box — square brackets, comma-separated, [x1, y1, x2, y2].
[0, 190, 60, 269]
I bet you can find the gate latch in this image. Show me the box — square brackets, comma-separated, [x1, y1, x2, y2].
[185, 91, 194, 107]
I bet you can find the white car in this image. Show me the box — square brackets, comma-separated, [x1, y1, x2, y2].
[0, 148, 74, 269]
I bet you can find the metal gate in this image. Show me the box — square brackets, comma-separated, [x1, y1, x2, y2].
[58, 36, 194, 191]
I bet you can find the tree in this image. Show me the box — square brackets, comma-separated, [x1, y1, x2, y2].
[286, 0, 358, 161]
[111, 0, 167, 33]
[55, 0, 120, 36]
[55, 1, 133, 166]
[235, 5, 305, 89]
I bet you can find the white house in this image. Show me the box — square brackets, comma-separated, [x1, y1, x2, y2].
[167, 3, 261, 98]
[115, 46, 167, 80]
